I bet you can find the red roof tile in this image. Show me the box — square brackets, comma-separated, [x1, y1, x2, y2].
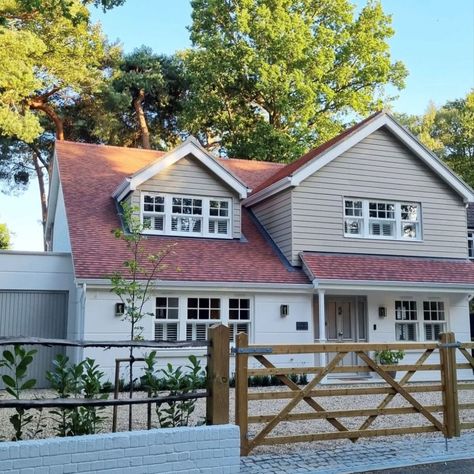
[55, 140, 308, 284]
[301, 252, 474, 285]
[252, 111, 384, 194]
[220, 158, 285, 190]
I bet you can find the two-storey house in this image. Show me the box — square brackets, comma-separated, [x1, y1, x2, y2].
[46, 112, 474, 380]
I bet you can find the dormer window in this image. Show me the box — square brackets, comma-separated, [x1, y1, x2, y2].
[141, 192, 232, 239]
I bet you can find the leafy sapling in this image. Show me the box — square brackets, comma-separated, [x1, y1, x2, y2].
[110, 202, 176, 430]
[0, 345, 37, 441]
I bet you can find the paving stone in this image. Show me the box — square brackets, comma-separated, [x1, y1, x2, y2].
[240, 432, 474, 473]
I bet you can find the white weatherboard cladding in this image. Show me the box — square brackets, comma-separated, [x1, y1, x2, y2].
[130, 154, 241, 238]
[290, 128, 468, 264]
[252, 188, 293, 263]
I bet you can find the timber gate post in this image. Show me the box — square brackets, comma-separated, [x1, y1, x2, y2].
[439, 332, 460, 438]
[235, 332, 249, 456]
[206, 324, 230, 425]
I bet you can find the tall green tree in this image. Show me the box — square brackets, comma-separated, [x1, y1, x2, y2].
[183, 0, 407, 161]
[0, 0, 118, 143]
[111, 47, 186, 149]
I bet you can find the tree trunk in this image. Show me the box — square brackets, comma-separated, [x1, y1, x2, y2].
[32, 152, 48, 250]
[132, 89, 151, 149]
[29, 98, 64, 141]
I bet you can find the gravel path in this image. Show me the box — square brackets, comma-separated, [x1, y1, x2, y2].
[0, 383, 472, 456]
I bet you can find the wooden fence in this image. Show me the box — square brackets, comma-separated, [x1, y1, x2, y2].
[0, 324, 230, 430]
[234, 332, 474, 456]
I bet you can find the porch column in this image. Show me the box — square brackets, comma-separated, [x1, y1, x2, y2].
[318, 289, 327, 367]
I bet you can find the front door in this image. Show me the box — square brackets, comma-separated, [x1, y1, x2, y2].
[326, 298, 356, 367]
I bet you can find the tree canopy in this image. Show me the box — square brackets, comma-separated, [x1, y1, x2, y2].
[183, 0, 407, 161]
[396, 91, 474, 187]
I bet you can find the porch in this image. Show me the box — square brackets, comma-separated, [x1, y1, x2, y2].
[313, 289, 472, 382]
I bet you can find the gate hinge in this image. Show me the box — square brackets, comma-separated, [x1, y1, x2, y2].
[231, 347, 273, 354]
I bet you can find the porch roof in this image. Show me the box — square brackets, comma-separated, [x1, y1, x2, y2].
[300, 252, 474, 286]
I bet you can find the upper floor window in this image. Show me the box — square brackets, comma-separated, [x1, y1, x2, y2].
[344, 199, 421, 241]
[468, 231, 474, 259]
[141, 192, 232, 239]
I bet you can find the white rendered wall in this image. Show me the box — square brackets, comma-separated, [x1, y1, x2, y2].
[365, 291, 472, 381]
[82, 287, 313, 382]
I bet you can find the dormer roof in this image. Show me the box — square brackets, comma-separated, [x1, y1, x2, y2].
[112, 137, 249, 201]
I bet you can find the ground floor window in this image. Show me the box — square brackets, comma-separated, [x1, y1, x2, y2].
[186, 298, 222, 342]
[229, 298, 251, 343]
[393, 299, 447, 341]
[423, 301, 446, 341]
[154, 297, 179, 341]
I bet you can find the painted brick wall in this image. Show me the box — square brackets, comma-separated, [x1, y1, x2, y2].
[0, 425, 240, 474]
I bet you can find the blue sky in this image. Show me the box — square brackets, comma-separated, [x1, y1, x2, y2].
[1, 0, 473, 251]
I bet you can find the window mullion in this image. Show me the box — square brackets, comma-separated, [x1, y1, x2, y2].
[203, 197, 210, 237]
[363, 200, 369, 237]
[395, 202, 401, 239]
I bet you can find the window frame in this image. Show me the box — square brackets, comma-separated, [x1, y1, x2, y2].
[228, 298, 251, 344]
[394, 300, 418, 341]
[140, 192, 232, 239]
[468, 230, 474, 259]
[343, 198, 422, 241]
[423, 301, 446, 341]
[154, 297, 179, 342]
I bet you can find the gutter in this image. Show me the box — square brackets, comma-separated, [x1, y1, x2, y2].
[312, 278, 474, 293]
[77, 278, 313, 293]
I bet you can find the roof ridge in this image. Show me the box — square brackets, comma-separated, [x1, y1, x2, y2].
[223, 157, 286, 166]
[56, 140, 167, 154]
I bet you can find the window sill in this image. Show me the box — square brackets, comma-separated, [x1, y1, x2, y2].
[343, 234, 423, 243]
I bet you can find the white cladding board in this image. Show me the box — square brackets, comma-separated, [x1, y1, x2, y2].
[0, 291, 68, 388]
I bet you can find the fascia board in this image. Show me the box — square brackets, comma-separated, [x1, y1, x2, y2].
[383, 117, 474, 202]
[76, 278, 313, 293]
[243, 177, 292, 207]
[313, 278, 474, 293]
[291, 114, 388, 186]
[128, 141, 248, 199]
[45, 152, 60, 236]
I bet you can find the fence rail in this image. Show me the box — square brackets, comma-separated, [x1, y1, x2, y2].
[235, 332, 474, 455]
[0, 325, 229, 434]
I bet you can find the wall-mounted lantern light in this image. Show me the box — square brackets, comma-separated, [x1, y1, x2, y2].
[115, 302, 125, 317]
[280, 304, 289, 317]
[378, 306, 387, 318]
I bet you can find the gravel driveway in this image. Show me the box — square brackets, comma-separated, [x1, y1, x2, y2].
[0, 383, 472, 455]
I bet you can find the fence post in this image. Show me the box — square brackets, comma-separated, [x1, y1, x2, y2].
[206, 324, 230, 425]
[235, 332, 249, 456]
[439, 332, 460, 438]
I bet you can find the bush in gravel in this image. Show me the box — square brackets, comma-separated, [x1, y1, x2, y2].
[46, 355, 108, 437]
[142, 352, 205, 428]
[0, 345, 39, 440]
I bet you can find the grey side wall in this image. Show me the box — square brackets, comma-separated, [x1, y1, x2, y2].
[252, 189, 293, 262]
[289, 128, 468, 264]
[130, 154, 241, 238]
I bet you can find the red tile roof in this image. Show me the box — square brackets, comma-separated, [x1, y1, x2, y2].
[220, 158, 285, 190]
[55, 140, 308, 284]
[301, 252, 474, 285]
[252, 111, 383, 194]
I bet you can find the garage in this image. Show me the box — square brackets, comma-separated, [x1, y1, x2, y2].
[0, 290, 68, 387]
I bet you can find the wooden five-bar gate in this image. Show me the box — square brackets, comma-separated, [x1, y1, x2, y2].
[234, 332, 474, 456]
